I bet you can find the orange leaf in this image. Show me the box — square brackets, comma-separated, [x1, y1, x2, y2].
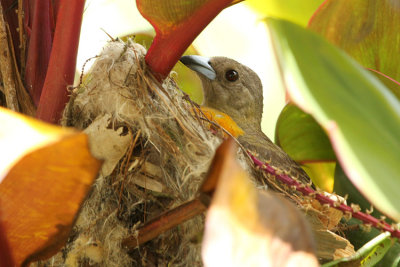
[202, 138, 318, 266]
[200, 107, 244, 138]
[0, 108, 101, 266]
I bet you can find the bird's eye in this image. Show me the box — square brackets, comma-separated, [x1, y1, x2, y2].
[225, 69, 239, 82]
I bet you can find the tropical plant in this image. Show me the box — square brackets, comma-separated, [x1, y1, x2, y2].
[1, 0, 400, 266]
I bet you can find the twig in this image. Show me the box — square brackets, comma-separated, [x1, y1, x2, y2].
[118, 129, 142, 215]
[122, 198, 207, 250]
[0, 4, 19, 111]
[249, 154, 400, 238]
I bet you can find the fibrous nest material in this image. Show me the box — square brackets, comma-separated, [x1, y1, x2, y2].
[43, 40, 222, 266]
[34, 39, 353, 266]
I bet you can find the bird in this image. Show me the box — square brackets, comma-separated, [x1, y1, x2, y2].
[180, 55, 311, 185]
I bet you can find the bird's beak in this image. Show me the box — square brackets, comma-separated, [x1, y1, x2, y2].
[180, 55, 216, 80]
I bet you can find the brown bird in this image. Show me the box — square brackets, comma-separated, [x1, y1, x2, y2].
[180, 55, 311, 185]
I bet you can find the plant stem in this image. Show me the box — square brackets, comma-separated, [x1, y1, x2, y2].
[250, 154, 400, 238]
[36, 0, 84, 123]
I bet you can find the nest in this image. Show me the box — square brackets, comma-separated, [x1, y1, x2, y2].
[33, 39, 353, 266]
[37, 40, 223, 266]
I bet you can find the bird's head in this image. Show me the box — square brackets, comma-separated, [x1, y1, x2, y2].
[180, 55, 263, 130]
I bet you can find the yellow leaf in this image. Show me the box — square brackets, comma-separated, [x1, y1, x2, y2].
[303, 162, 335, 192]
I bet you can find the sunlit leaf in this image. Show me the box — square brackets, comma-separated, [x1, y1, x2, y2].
[0, 107, 75, 180]
[322, 232, 394, 267]
[246, 0, 324, 26]
[303, 162, 335, 192]
[202, 138, 318, 266]
[0, 108, 101, 265]
[309, 0, 400, 97]
[267, 18, 400, 221]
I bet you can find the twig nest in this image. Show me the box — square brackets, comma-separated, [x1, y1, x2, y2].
[46, 40, 222, 266]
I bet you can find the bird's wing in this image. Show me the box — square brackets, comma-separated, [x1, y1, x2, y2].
[238, 130, 311, 185]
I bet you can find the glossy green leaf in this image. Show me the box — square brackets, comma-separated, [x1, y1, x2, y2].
[322, 232, 394, 267]
[275, 103, 336, 191]
[343, 218, 400, 267]
[275, 103, 335, 162]
[267, 18, 400, 221]
[309, 0, 400, 98]
[246, 0, 324, 26]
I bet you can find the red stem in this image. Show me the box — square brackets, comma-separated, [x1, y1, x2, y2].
[141, 0, 232, 79]
[249, 154, 400, 238]
[36, 0, 85, 123]
[24, 0, 54, 106]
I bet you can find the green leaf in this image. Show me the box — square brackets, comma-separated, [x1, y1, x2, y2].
[334, 165, 387, 220]
[246, 0, 324, 26]
[275, 103, 335, 162]
[267, 18, 400, 221]
[275, 103, 336, 191]
[343, 219, 400, 267]
[322, 232, 394, 267]
[308, 0, 400, 98]
[303, 162, 335, 192]
[369, 69, 400, 101]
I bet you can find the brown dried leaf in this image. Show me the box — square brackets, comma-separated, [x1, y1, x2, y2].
[202, 138, 318, 266]
[310, 198, 343, 230]
[305, 209, 355, 260]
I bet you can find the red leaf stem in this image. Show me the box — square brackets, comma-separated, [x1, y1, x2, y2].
[140, 0, 233, 79]
[36, 0, 84, 123]
[249, 154, 400, 238]
[24, 0, 54, 105]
